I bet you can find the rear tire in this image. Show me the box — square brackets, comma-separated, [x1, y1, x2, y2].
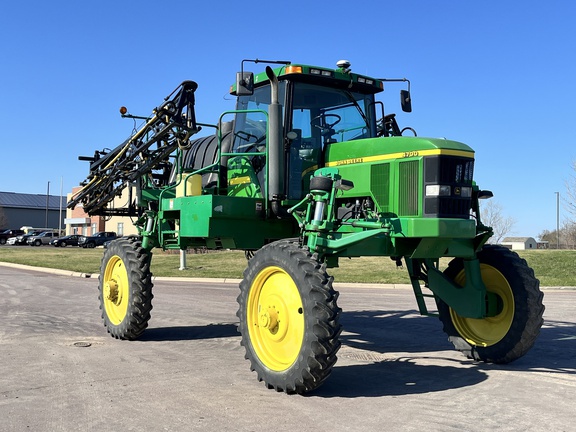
[437, 245, 544, 363]
[99, 237, 154, 340]
[237, 240, 341, 394]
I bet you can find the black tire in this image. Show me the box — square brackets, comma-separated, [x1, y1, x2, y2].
[0, 238, 6, 245]
[61, 241, 67, 247]
[98, 237, 154, 340]
[34, 240, 41, 246]
[437, 245, 544, 363]
[237, 240, 342, 394]
[87, 242, 96, 248]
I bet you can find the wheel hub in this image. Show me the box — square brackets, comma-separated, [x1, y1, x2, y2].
[104, 280, 120, 305]
[259, 307, 279, 332]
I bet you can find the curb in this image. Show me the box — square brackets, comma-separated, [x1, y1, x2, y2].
[0, 262, 96, 278]
[0, 261, 572, 290]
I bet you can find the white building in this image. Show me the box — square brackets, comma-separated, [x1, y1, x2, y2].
[501, 237, 538, 250]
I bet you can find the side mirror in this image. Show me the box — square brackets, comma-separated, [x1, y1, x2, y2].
[400, 90, 412, 113]
[236, 72, 254, 96]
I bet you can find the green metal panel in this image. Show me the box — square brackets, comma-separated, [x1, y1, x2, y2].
[159, 195, 295, 250]
[426, 258, 489, 318]
[324, 136, 474, 164]
[393, 217, 476, 238]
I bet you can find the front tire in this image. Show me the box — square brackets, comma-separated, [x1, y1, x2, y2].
[237, 240, 341, 394]
[99, 237, 154, 339]
[437, 245, 544, 363]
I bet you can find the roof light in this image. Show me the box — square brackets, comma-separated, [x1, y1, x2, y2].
[310, 68, 334, 77]
[358, 76, 374, 85]
[285, 65, 302, 74]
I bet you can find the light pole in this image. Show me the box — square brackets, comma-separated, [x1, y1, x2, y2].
[555, 191, 560, 249]
[45, 181, 50, 228]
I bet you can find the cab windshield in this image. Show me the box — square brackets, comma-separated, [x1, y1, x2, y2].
[290, 82, 376, 146]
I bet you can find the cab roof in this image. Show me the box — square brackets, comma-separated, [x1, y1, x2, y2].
[230, 63, 384, 96]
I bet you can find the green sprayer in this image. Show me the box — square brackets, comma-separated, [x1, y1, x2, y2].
[69, 59, 544, 394]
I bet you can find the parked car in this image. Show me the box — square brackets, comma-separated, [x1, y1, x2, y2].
[78, 231, 117, 248]
[0, 229, 25, 245]
[27, 231, 60, 246]
[50, 235, 80, 247]
[8, 230, 46, 245]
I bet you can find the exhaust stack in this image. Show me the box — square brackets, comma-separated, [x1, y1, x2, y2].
[265, 66, 285, 206]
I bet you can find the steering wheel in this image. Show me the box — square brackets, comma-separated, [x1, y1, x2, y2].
[235, 130, 259, 143]
[311, 114, 342, 133]
[235, 134, 267, 158]
[401, 127, 417, 137]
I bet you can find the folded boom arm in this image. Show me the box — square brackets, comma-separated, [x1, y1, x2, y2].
[68, 81, 200, 216]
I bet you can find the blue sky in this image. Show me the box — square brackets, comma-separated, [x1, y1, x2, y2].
[1, 1, 574, 238]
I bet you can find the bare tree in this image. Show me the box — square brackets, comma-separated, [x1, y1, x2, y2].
[565, 160, 576, 220]
[480, 199, 516, 244]
[561, 221, 576, 249]
[538, 228, 559, 248]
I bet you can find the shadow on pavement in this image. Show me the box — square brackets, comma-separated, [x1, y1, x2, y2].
[339, 309, 576, 375]
[139, 323, 238, 341]
[312, 309, 576, 397]
[314, 357, 488, 398]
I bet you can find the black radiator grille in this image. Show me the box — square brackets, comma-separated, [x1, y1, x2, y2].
[424, 156, 474, 218]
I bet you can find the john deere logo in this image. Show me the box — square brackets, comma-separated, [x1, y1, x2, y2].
[454, 187, 461, 195]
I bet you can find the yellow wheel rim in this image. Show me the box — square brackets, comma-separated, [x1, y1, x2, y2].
[450, 263, 514, 347]
[246, 266, 304, 371]
[102, 255, 130, 325]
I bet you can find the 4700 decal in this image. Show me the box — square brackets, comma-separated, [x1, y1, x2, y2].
[402, 151, 419, 158]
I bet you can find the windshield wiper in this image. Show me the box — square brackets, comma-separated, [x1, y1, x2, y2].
[344, 91, 369, 127]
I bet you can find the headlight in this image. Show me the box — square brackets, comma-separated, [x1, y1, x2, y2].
[425, 185, 451, 197]
[458, 186, 472, 198]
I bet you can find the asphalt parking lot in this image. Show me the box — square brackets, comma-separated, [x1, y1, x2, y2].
[1, 263, 575, 432]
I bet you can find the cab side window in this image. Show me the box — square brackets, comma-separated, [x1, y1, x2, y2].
[228, 84, 286, 198]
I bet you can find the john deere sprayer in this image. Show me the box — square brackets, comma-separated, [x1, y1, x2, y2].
[69, 59, 544, 394]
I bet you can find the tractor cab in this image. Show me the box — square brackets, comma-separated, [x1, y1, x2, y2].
[228, 61, 390, 201]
